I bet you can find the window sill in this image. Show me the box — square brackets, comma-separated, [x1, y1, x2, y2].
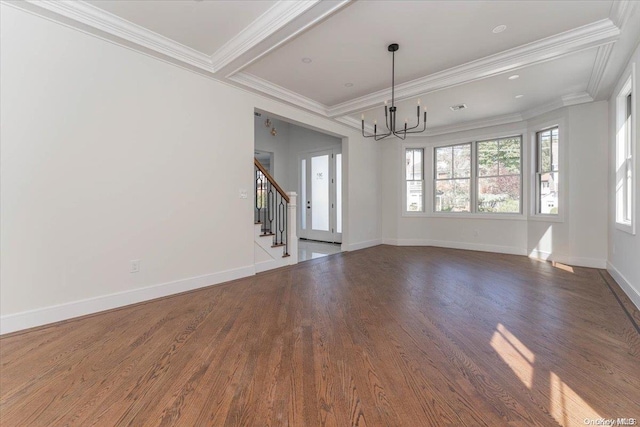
[402, 212, 527, 221]
[615, 221, 636, 235]
[528, 214, 564, 223]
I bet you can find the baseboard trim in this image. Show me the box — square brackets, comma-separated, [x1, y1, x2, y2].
[0, 265, 256, 335]
[384, 238, 526, 256]
[254, 259, 288, 273]
[346, 239, 382, 252]
[607, 261, 640, 310]
[528, 249, 607, 268]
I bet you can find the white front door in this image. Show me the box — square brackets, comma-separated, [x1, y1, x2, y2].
[299, 148, 342, 243]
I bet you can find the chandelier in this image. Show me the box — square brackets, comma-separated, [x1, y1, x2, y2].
[361, 43, 427, 140]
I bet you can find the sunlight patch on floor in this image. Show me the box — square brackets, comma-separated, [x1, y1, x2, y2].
[550, 371, 601, 426]
[490, 323, 535, 388]
[552, 262, 574, 273]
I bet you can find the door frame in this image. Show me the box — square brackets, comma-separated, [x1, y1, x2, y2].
[298, 145, 343, 243]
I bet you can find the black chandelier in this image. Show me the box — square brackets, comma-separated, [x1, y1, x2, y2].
[361, 43, 427, 141]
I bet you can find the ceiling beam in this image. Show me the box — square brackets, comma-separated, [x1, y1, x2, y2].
[210, 0, 321, 72]
[216, 0, 353, 78]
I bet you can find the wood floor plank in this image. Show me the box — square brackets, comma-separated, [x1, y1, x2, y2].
[1, 246, 639, 426]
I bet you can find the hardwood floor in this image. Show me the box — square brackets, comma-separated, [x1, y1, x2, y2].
[1, 246, 639, 426]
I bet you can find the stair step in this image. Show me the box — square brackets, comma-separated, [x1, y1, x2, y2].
[259, 232, 275, 237]
[271, 243, 286, 248]
[282, 253, 290, 258]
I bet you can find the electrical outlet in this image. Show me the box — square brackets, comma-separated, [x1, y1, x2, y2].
[130, 259, 140, 273]
[239, 189, 248, 199]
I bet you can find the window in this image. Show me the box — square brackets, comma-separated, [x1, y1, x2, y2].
[435, 144, 471, 212]
[615, 71, 635, 233]
[477, 137, 522, 213]
[535, 127, 559, 215]
[405, 148, 424, 212]
[433, 137, 521, 214]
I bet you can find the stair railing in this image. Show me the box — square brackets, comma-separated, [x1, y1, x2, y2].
[254, 158, 290, 257]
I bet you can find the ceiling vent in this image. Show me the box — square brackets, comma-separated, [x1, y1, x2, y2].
[449, 104, 467, 111]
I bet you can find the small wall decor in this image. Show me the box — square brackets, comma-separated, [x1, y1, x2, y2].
[270, 127, 277, 136]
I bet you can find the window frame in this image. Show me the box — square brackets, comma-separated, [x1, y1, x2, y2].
[474, 136, 523, 215]
[529, 118, 565, 223]
[404, 148, 425, 214]
[401, 131, 526, 219]
[614, 63, 636, 235]
[534, 126, 560, 217]
[434, 142, 472, 213]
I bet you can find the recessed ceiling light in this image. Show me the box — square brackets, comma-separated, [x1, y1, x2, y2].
[492, 25, 507, 34]
[301, 57, 312, 64]
[515, 94, 524, 99]
[508, 74, 519, 80]
[450, 104, 467, 111]
[344, 83, 354, 87]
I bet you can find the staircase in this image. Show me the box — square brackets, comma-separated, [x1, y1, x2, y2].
[254, 158, 298, 273]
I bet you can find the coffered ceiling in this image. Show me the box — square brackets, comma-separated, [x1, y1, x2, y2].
[10, 0, 640, 135]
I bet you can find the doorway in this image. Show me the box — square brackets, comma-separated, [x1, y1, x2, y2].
[299, 147, 342, 243]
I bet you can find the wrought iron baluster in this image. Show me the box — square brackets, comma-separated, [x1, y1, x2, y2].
[278, 196, 285, 246]
[267, 181, 274, 236]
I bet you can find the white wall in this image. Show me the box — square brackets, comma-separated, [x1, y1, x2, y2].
[608, 41, 640, 309]
[0, 5, 380, 333]
[381, 102, 609, 267]
[254, 116, 291, 190]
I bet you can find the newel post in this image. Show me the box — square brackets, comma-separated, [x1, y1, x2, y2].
[287, 192, 298, 265]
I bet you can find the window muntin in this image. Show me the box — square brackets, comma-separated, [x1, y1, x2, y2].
[536, 127, 559, 215]
[405, 148, 424, 212]
[477, 137, 522, 213]
[434, 144, 471, 212]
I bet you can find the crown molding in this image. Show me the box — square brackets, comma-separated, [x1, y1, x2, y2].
[210, 0, 321, 72]
[230, 72, 328, 116]
[335, 112, 524, 137]
[327, 19, 619, 118]
[587, 43, 614, 97]
[423, 113, 524, 137]
[519, 91, 593, 120]
[561, 91, 594, 106]
[610, 0, 637, 30]
[335, 116, 375, 134]
[21, 0, 213, 71]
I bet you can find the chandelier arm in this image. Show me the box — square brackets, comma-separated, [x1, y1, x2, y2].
[392, 130, 407, 140]
[385, 108, 391, 131]
[404, 121, 428, 134]
[405, 117, 421, 131]
[404, 111, 428, 133]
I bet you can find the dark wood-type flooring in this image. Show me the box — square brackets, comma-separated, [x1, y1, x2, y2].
[1, 246, 639, 426]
